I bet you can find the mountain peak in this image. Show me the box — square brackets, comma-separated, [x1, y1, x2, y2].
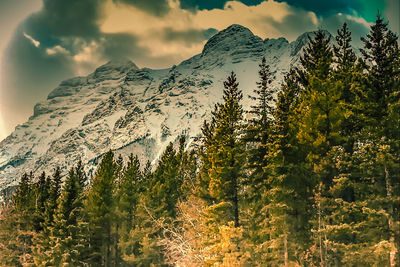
[293, 29, 332, 45]
[224, 24, 252, 33]
[96, 59, 138, 72]
[290, 29, 332, 56]
[91, 59, 139, 82]
[201, 24, 263, 57]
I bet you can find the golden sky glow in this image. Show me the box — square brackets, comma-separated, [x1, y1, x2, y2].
[100, 0, 318, 66]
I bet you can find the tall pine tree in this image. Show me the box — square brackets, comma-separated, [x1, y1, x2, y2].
[201, 72, 244, 227]
[86, 150, 120, 266]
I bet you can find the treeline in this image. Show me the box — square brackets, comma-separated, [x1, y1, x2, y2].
[1, 15, 399, 266]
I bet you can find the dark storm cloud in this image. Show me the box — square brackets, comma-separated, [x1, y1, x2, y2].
[179, 0, 263, 11]
[13, 0, 170, 65]
[274, 0, 385, 21]
[275, 0, 360, 16]
[23, 0, 104, 49]
[261, 12, 318, 40]
[1, 26, 75, 130]
[320, 14, 370, 47]
[0, 0, 158, 133]
[102, 33, 150, 60]
[113, 0, 170, 16]
[163, 28, 218, 45]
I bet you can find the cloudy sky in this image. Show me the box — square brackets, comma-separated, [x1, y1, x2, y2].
[0, 0, 398, 141]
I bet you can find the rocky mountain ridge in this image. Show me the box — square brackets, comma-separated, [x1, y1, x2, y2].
[0, 24, 324, 192]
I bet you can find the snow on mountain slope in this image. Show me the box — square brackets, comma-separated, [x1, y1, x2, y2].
[0, 24, 318, 191]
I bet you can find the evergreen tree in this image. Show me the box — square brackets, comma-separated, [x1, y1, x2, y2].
[75, 159, 87, 190]
[360, 13, 400, 129]
[178, 136, 198, 198]
[130, 143, 180, 265]
[129, 137, 198, 265]
[43, 167, 62, 226]
[360, 13, 400, 265]
[33, 166, 89, 266]
[1, 173, 36, 265]
[32, 171, 51, 231]
[201, 72, 244, 227]
[119, 154, 141, 232]
[298, 29, 333, 87]
[198, 119, 216, 203]
[86, 150, 120, 266]
[296, 29, 348, 266]
[265, 69, 312, 265]
[333, 22, 363, 154]
[117, 154, 141, 261]
[244, 57, 276, 261]
[14, 172, 34, 216]
[334, 22, 357, 73]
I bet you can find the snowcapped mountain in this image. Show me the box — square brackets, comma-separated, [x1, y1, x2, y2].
[0, 24, 320, 192]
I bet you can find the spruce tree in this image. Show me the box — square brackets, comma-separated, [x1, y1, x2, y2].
[86, 150, 120, 266]
[1, 173, 36, 265]
[198, 119, 216, 203]
[131, 142, 181, 265]
[178, 136, 198, 198]
[202, 72, 244, 227]
[296, 29, 347, 266]
[43, 167, 62, 226]
[117, 153, 141, 262]
[119, 154, 141, 232]
[266, 69, 312, 265]
[333, 22, 363, 154]
[147, 142, 181, 219]
[360, 13, 400, 130]
[34, 167, 88, 266]
[244, 57, 275, 260]
[360, 13, 400, 265]
[75, 159, 87, 190]
[298, 29, 333, 87]
[32, 171, 51, 231]
[334, 22, 357, 73]
[14, 172, 33, 215]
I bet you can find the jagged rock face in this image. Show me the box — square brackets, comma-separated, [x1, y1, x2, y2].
[0, 24, 319, 191]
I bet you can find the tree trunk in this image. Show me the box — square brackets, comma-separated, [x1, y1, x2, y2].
[284, 233, 288, 267]
[318, 183, 324, 267]
[385, 165, 398, 267]
[114, 223, 119, 267]
[233, 175, 239, 228]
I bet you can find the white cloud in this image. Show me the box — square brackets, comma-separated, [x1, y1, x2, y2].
[23, 32, 40, 47]
[72, 41, 104, 76]
[73, 41, 101, 63]
[46, 45, 70, 55]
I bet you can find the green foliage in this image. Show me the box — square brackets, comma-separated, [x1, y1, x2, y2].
[127, 136, 198, 265]
[200, 72, 244, 228]
[33, 163, 90, 266]
[86, 150, 120, 266]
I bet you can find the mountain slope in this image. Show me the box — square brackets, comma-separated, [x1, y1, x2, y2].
[0, 24, 317, 191]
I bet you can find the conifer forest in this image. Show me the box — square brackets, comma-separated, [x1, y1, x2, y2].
[0, 15, 399, 266]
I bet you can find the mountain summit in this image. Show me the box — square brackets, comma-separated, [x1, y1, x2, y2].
[0, 25, 325, 192]
[201, 24, 264, 57]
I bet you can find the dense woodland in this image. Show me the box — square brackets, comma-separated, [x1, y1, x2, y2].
[0, 15, 399, 266]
